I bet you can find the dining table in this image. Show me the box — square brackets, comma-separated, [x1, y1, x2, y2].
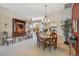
[39, 32, 57, 40]
[39, 32, 57, 47]
[39, 32, 50, 39]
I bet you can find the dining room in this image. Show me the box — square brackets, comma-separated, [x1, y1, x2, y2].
[0, 3, 76, 56]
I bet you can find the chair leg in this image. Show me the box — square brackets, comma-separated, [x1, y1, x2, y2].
[54, 39, 57, 50]
[7, 41, 9, 46]
[28, 36, 29, 39]
[44, 45, 45, 51]
[38, 43, 40, 47]
[37, 40, 39, 46]
[37, 42, 40, 47]
[48, 44, 51, 51]
[12, 40, 14, 44]
[54, 44, 57, 50]
[2, 41, 4, 46]
[37, 41, 38, 46]
[44, 44, 46, 51]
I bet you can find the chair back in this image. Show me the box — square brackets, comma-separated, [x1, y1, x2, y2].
[2, 31, 8, 41]
[49, 32, 57, 43]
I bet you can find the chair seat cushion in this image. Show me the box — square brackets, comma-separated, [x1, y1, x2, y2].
[45, 41, 54, 45]
[6, 38, 13, 41]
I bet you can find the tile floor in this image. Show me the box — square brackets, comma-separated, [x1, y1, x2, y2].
[0, 32, 75, 56]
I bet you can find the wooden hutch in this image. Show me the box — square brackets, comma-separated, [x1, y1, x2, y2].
[72, 3, 79, 55]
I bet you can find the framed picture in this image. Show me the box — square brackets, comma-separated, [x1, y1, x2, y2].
[73, 18, 78, 32]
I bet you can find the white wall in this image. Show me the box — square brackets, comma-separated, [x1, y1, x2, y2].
[0, 7, 30, 44]
[0, 6, 72, 43]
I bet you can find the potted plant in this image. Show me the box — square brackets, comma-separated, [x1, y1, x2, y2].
[61, 18, 72, 45]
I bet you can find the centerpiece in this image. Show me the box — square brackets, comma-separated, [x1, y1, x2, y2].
[43, 28, 48, 33]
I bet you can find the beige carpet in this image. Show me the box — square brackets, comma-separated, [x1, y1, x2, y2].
[0, 32, 75, 56]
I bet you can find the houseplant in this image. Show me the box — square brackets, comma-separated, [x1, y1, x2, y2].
[61, 18, 72, 45]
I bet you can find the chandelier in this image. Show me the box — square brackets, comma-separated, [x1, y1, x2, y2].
[42, 5, 50, 24]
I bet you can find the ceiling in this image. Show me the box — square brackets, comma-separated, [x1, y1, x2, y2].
[0, 3, 65, 19]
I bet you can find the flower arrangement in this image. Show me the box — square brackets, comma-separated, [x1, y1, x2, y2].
[43, 29, 48, 33]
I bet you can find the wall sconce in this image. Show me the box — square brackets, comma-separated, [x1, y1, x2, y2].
[5, 23, 8, 27]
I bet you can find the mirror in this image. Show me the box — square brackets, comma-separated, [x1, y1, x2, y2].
[73, 18, 78, 32]
[13, 18, 26, 37]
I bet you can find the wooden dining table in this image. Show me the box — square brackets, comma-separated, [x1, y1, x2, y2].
[39, 32, 50, 39]
[38, 32, 57, 50]
[39, 32, 57, 41]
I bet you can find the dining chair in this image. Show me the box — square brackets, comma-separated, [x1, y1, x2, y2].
[36, 32, 44, 47]
[44, 32, 57, 51]
[1, 31, 14, 46]
[27, 30, 33, 39]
